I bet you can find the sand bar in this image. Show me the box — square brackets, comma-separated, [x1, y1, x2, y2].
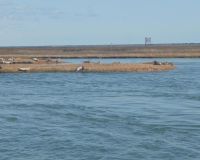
[0, 62, 175, 73]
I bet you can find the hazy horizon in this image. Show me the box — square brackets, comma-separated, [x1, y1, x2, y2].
[0, 0, 200, 46]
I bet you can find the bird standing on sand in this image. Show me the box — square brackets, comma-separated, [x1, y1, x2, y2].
[76, 65, 84, 72]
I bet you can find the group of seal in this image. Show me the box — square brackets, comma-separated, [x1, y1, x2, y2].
[153, 61, 173, 65]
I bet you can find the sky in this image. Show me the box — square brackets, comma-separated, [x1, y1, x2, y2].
[0, 0, 200, 46]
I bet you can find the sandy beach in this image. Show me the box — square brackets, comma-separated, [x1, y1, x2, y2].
[0, 62, 175, 73]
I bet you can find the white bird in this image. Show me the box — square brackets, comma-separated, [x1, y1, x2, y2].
[76, 66, 84, 72]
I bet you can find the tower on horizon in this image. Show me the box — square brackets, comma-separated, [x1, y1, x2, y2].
[145, 37, 151, 45]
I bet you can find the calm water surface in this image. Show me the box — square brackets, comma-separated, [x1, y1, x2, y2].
[0, 58, 200, 160]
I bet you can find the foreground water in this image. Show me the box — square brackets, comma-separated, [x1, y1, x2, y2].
[0, 58, 200, 160]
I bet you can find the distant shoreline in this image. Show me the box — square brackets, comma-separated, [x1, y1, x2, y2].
[1, 43, 200, 58]
[1, 43, 200, 48]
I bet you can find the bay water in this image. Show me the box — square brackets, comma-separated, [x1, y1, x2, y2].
[0, 58, 200, 159]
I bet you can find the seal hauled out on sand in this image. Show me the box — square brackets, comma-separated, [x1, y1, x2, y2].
[153, 61, 173, 66]
[18, 67, 30, 72]
[153, 61, 162, 65]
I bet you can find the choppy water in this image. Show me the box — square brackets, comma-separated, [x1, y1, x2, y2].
[0, 58, 200, 160]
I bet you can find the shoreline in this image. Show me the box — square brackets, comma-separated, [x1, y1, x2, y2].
[1, 44, 200, 58]
[0, 63, 175, 73]
[1, 53, 200, 59]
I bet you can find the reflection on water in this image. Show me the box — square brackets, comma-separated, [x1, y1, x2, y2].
[0, 58, 200, 159]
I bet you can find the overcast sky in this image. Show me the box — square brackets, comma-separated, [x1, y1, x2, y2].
[0, 0, 200, 46]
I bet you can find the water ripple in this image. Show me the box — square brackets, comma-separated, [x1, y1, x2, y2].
[0, 58, 200, 159]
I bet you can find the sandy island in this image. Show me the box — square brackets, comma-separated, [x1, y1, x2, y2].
[2, 44, 190, 73]
[0, 58, 175, 73]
